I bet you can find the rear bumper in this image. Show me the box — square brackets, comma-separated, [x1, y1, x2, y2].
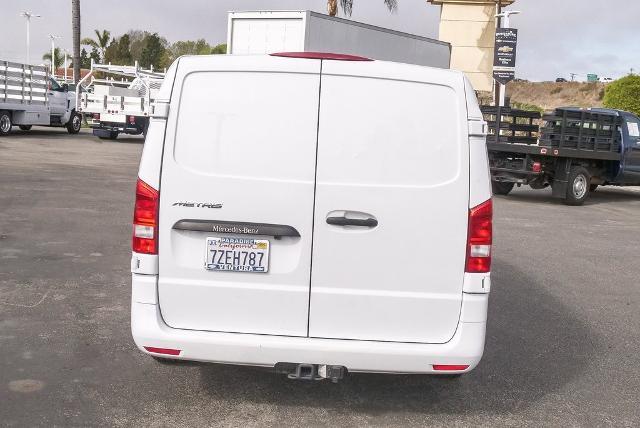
[131, 275, 489, 374]
[91, 121, 143, 135]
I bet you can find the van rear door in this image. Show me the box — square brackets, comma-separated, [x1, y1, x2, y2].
[309, 61, 470, 344]
[157, 56, 320, 336]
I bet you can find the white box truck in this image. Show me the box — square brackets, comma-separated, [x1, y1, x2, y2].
[227, 10, 451, 69]
[0, 61, 82, 136]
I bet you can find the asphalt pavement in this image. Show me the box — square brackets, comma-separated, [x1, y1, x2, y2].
[1, 128, 639, 426]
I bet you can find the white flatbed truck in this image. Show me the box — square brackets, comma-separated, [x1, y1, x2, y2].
[227, 10, 451, 69]
[0, 61, 82, 136]
[76, 62, 164, 140]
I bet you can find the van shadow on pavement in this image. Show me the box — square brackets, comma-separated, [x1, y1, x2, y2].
[4, 129, 145, 145]
[501, 186, 640, 206]
[196, 260, 601, 415]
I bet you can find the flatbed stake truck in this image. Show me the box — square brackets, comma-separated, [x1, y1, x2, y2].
[0, 61, 81, 136]
[485, 107, 640, 205]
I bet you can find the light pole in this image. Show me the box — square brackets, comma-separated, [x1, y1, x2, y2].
[48, 35, 61, 75]
[63, 49, 69, 82]
[20, 11, 41, 65]
[495, 10, 520, 107]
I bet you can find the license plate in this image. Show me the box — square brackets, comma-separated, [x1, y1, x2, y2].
[205, 237, 270, 273]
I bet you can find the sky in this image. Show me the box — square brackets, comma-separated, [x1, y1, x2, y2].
[1, 0, 639, 82]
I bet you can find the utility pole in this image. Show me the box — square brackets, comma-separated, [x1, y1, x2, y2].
[64, 49, 69, 82]
[20, 11, 41, 65]
[495, 10, 520, 106]
[72, 0, 81, 83]
[49, 35, 61, 75]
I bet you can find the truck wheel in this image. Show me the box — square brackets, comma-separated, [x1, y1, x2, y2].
[142, 119, 150, 138]
[492, 181, 515, 196]
[0, 111, 12, 135]
[66, 113, 82, 134]
[565, 166, 591, 206]
[19, 125, 32, 131]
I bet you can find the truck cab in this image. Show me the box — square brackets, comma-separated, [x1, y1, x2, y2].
[47, 77, 79, 129]
[618, 111, 640, 181]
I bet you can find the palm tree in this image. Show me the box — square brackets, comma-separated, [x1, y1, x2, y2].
[72, 0, 81, 82]
[328, 0, 398, 16]
[81, 29, 111, 62]
[43, 48, 64, 71]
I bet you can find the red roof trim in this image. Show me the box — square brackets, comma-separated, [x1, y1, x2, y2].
[270, 52, 373, 61]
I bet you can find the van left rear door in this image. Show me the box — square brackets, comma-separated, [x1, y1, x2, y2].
[157, 56, 321, 337]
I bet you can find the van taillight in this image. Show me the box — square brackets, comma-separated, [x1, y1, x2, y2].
[465, 199, 492, 273]
[133, 178, 159, 254]
[93, 113, 100, 120]
[129, 115, 136, 125]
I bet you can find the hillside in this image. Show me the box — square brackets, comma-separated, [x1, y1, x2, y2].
[506, 81, 606, 112]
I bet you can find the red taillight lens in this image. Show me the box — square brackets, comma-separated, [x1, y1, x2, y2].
[93, 113, 100, 120]
[433, 364, 470, 371]
[133, 178, 159, 254]
[465, 199, 493, 273]
[129, 115, 136, 125]
[532, 162, 542, 173]
[144, 346, 181, 356]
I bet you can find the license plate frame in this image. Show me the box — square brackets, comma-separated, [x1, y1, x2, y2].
[205, 237, 270, 273]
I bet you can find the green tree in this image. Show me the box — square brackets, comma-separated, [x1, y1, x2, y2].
[166, 39, 227, 63]
[81, 29, 112, 62]
[139, 33, 167, 69]
[211, 43, 227, 55]
[80, 48, 91, 69]
[104, 34, 133, 65]
[89, 47, 101, 65]
[127, 30, 148, 62]
[42, 47, 64, 70]
[603, 76, 640, 116]
[328, 0, 397, 16]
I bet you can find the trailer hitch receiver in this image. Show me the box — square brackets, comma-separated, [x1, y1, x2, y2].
[275, 363, 347, 383]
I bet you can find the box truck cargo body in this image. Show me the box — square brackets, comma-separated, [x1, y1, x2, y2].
[227, 11, 451, 69]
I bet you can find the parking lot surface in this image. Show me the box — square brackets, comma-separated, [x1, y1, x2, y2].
[1, 128, 639, 427]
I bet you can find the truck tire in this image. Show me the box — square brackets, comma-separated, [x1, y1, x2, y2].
[66, 113, 82, 134]
[142, 118, 150, 138]
[98, 131, 119, 140]
[492, 181, 515, 196]
[564, 166, 591, 206]
[0, 111, 12, 135]
[19, 125, 32, 131]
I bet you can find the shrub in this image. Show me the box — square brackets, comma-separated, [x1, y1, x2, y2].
[603, 75, 640, 115]
[511, 102, 544, 114]
[550, 86, 563, 95]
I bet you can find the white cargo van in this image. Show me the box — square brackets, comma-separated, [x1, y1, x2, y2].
[131, 53, 492, 380]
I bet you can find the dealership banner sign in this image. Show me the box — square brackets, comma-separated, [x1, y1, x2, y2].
[493, 28, 518, 85]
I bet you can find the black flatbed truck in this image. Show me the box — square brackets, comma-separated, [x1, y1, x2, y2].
[484, 106, 640, 205]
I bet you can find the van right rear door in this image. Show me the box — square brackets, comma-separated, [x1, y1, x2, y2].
[309, 61, 470, 344]
[157, 56, 321, 337]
